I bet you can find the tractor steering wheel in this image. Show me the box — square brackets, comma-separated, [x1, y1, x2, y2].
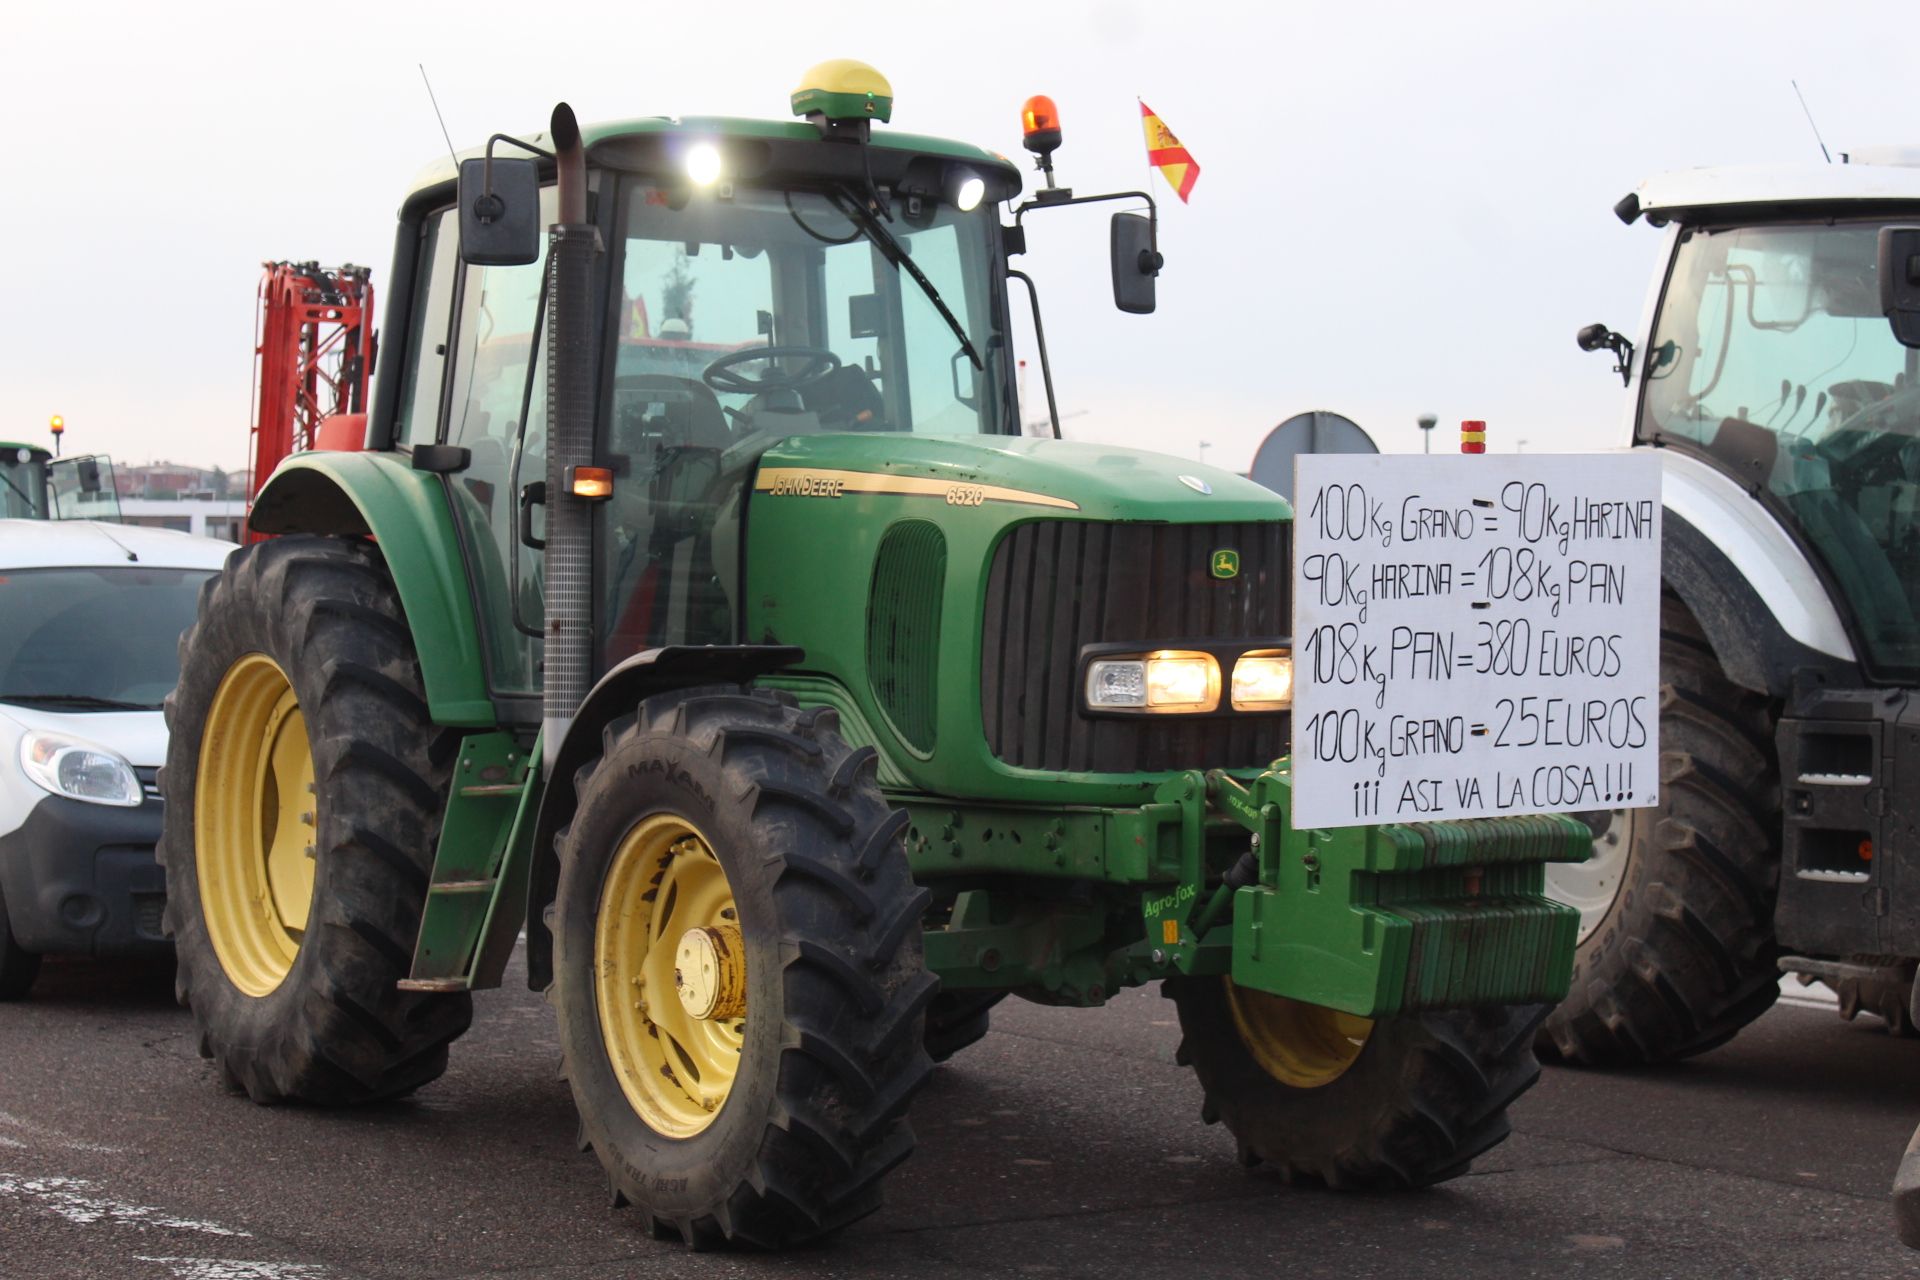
[702, 345, 842, 396]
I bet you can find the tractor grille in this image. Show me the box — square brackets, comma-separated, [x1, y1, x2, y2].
[980, 520, 1291, 772]
[868, 520, 946, 753]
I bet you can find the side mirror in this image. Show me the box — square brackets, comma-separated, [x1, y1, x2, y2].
[1879, 225, 1920, 348]
[75, 458, 101, 494]
[1110, 211, 1162, 315]
[1576, 322, 1635, 387]
[458, 157, 541, 267]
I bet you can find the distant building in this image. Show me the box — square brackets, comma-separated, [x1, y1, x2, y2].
[112, 462, 251, 501]
[106, 461, 251, 542]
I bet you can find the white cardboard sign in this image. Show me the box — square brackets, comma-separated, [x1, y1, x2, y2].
[1289, 453, 1663, 829]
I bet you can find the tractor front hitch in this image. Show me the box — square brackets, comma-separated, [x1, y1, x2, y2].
[1147, 762, 1590, 1018]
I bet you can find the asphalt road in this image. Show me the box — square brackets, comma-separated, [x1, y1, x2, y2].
[3, 955, 1918, 1280]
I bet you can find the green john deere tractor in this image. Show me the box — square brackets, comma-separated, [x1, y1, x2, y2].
[0, 441, 120, 521]
[160, 61, 1589, 1248]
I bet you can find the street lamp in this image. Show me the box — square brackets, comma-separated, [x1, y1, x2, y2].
[1417, 413, 1436, 454]
[1197, 440, 1212, 465]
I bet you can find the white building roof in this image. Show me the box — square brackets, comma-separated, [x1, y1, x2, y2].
[0, 519, 235, 571]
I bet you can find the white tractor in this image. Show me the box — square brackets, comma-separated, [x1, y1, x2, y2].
[1547, 149, 1920, 1065]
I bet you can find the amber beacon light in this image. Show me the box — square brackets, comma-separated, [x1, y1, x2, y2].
[1021, 95, 1062, 157]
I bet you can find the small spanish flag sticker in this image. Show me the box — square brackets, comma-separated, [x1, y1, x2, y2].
[1461, 419, 1487, 454]
[1140, 100, 1200, 204]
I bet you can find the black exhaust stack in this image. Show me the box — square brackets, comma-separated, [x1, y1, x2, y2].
[542, 103, 597, 771]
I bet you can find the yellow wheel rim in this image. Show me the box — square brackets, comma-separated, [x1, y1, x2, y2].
[1225, 981, 1374, 1088]
[195, 653, 317, 998]
[595, 814, 745, 1138]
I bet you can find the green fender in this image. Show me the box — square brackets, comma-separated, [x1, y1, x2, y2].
[249, 452, 495, 727]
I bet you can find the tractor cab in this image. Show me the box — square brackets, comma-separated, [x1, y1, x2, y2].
[360, 60, 1163, 698]
[1586, 155, 1920, 681]
[0, 443, 120, 523]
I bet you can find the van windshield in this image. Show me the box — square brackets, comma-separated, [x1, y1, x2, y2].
[0, 567, 214, 709]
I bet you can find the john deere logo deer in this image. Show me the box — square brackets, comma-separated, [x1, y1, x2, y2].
[1211, 549, 1239, 579]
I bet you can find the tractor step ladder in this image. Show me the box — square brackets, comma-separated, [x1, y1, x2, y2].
[401, 732, 538, 992]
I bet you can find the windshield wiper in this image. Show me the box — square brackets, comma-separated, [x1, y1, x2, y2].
[827, 186, 983, 371]
[0, 693, 157, 711]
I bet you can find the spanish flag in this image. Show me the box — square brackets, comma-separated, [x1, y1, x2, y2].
[1140, 100, 1199, 203]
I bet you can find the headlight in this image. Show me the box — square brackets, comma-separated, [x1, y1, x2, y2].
[19, 731, 142, 807]
[1084, 651, 1221, 713]
[1231, 650, 1293, 711]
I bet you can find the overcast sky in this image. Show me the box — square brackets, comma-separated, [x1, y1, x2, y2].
[5, 0, 1913, 472]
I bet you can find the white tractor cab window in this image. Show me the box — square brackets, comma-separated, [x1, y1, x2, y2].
[1642, 220, 1920, 675]
[599, 178, 1007, 663]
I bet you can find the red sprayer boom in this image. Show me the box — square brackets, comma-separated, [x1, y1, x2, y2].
[246, 261, 375, 537]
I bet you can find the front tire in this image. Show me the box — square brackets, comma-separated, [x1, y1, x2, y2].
[1165, 977, 1546, 1188]
[554, 687, 934, 1249]
[159, 535, 472, 1103]
[1542, 593, 1781, 1065]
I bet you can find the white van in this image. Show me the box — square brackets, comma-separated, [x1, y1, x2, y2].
[0, 519, 232, 997]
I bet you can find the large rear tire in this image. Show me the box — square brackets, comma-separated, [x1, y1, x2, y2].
[554, 687, 934, 1249]
[159, 535, 472, 1103]
[1165, 977, 1546, 1188]
[1541, 593, 1781, 1065]
[0, 885, 41, 1001]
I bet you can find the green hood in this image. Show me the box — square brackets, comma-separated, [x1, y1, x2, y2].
[756, 433, 1290, 524]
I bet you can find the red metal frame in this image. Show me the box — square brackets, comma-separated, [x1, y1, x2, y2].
[246, 261, 375, 536]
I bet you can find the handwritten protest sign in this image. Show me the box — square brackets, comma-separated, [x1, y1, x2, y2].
[1289, 453, 1662, 829]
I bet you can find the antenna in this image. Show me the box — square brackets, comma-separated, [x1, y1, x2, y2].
[418, 63, 459, 166]
[1791, 80, 1833, 164]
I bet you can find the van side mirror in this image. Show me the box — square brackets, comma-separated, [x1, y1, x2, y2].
[1110, 211, 1161, 315]
[458, 157, 541, 267]
[1879, 226, 1920, 348]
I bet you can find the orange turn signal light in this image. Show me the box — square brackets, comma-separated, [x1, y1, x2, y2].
[568, 465, 614, 501]
[1021, 94, 1062, 156]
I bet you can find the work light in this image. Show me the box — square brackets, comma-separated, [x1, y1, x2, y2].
[1084, 651, 1221, 713]
[685, 143, 723, 187]
[952, 169, 986, 212]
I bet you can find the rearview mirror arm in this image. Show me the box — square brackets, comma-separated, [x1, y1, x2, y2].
[479, 133, 557, 222]
[1014, 187, 1160, 256]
